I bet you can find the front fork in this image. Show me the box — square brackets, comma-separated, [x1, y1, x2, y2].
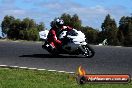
[79, 42, 87, 52]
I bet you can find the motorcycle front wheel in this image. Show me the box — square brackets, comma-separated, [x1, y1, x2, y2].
[81, 44, 95, 58]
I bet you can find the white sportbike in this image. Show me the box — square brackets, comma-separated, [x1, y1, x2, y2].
[42, 29, 95, 58]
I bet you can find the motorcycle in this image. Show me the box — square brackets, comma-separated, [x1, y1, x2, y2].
[41, 29, 95, 58]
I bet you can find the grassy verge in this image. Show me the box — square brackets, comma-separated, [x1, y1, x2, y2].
[0, 68, 131, 88]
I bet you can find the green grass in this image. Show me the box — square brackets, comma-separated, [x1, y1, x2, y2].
[0, 68, 131, 88]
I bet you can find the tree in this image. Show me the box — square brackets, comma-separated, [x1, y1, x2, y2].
[1, 15, 15, 35]
[37, 22, 45, 31]
[1, 16, 42, 41]
[118, 16, 132, 46]
[26, 28, 39, 41]
[71, 14, 82, 29]
[61, 13, 72, 26]
[101, 14, 119, 45]
[81, 26, 99, 44]
[60, 13, 82, 29]
[21, 18, 36, 30]
[7, 19, 21, 39]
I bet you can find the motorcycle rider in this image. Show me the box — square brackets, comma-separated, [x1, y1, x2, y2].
[46, 18, 72, 51]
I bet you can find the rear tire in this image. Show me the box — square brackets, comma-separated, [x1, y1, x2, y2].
[82, 44, 95, 58]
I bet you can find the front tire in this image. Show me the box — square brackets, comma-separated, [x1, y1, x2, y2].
[82, 44, 95, 58]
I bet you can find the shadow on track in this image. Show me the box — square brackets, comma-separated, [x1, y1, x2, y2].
[19, 54, 82, 58]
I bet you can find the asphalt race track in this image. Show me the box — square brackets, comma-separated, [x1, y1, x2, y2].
[0, 40, 132, 76]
